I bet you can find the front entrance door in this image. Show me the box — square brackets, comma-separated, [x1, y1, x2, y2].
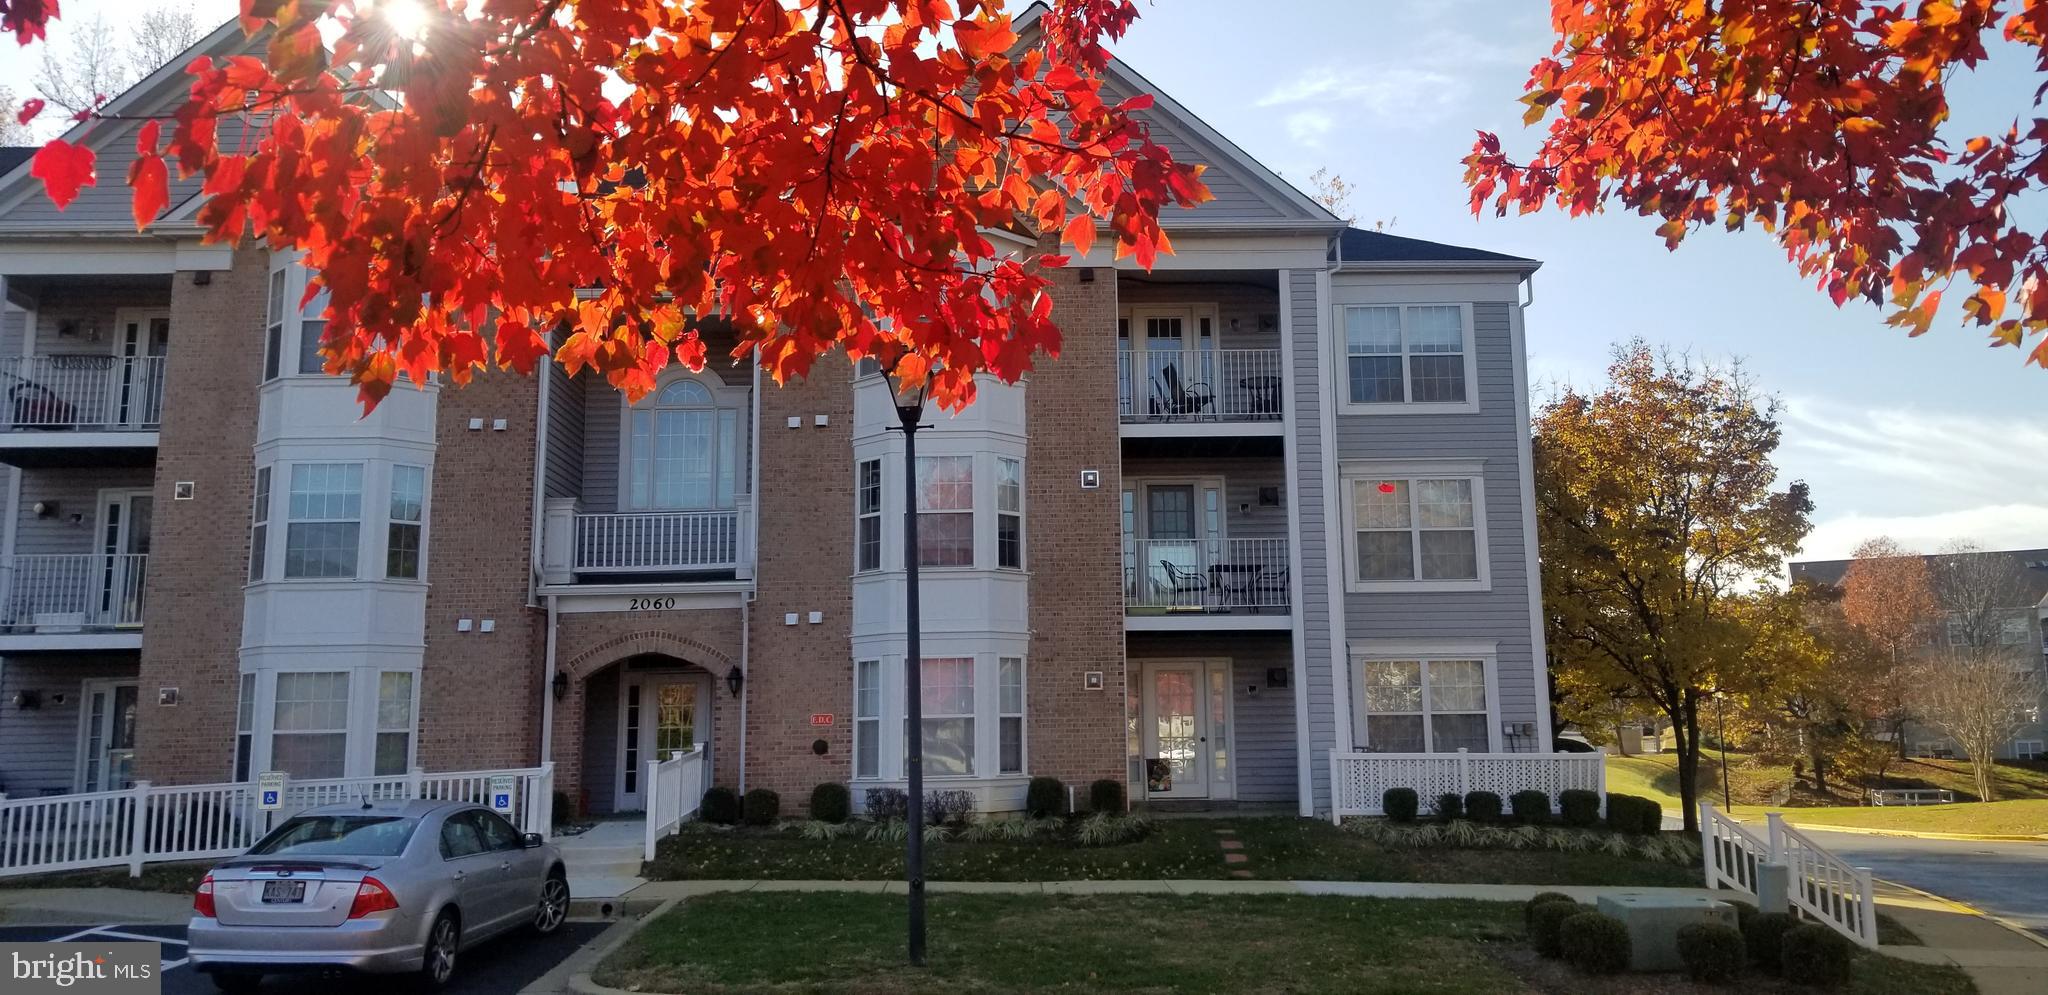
[77, 680, 138, 793]
[615, 673, 711, 811]
[1139, 660, 1235, 800]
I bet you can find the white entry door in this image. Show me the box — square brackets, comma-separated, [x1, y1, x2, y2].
[615, 673, 711, 811]
[95, 489, 152, 627]
[111, 308, 169, 428]
[1140, 660, 1235, 800]
[76, 680, 139, 793]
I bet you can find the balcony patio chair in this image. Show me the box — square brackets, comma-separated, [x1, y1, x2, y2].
[1155, 559, 1209, 607]
[1159, 364, 1214, 421]
[3, 376, 75, 430]
[1250, 565, 1289, 612]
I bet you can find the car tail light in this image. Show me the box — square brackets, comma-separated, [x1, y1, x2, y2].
[193, 874, 216, 918]
[348, 876, 400, 919]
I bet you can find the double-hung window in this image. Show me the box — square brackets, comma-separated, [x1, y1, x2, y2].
[1341, 304, 1474, 410]
[1344, 465, 1487, 590]
[996, 458, 1023, 569]
[375, 672, 415, 776]
[854, 660, 881, 779]
[1354, 655, 1491, 753]
[387, 465, 425, 579]
[915, 456, 973, 567]
[271, 671, 349, 779]
[234, 673, 255, 781]
[285, 463, 363, 579]
[856, 459, 882, 572]
[297, 281, 331, 375]
[263, 271, 286, 382]
[249, 467, 271, 581]
[916, 657, 975, 776]
[999, 657, 1025, 774]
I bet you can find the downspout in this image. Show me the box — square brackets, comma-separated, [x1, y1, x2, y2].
[737, 356, 762, 792]
[540, 595, 558, 764]
[530, 344, 554, 768]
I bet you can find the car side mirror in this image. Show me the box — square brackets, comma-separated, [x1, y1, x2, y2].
[522, 832, 544, 848]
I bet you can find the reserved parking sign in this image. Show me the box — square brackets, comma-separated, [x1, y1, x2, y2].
[489, 774, 516, 814]
[256, 771, 286, 811]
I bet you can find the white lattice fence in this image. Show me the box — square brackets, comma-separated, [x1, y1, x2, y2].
[1329, 750, 1607, 820]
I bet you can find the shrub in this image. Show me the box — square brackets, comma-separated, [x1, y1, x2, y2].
[1605, 792, 1662, 834]
[1527, 899, 1582, 958]
[1382, 787, 1420, 823]
[1559, 911, 1632, 976]
[1781, 923, 1855, 989]
[808, 783, 851, 824]
[1464, 790, 1504, 823]
[701, 786, 741, 825]
[1510, 789, 1551, 823]
[925, 789, 975, 826]
[1025, 776, 1065, 818]
[1075, 813, 1152, 846]
[741, 788, 780, 826]
[1676, 922, 1746, 983]
[1523, 891, 1577, 928]
[1088, 778, 1126, 813]
[1433, 792, 1465, 821]
[551, 790, 577, 828]
[1743, 912, 1799, 974]
[863, 787, 909, 822]
[1558, 789, 1601, 828]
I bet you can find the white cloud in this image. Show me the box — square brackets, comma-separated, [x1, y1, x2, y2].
[1285, 109, 1334, 148]
[1798, 505, 2048, 561]
[1256, 66, 1465, 124]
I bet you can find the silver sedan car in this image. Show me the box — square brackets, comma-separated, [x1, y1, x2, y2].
[187, 799, 569, 993]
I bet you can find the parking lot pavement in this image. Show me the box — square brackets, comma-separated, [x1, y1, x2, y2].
[0, 921, 608, 994]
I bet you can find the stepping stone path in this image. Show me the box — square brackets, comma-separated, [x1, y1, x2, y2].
[1213, 827, 1254, 878]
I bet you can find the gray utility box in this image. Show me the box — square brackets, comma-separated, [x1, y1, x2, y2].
[1596, 893, 1738, 972]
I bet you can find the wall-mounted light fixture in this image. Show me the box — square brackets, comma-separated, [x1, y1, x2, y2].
[13, 689, 41, 710]
[725, 665, 745, 698]
[552, 671, 569, 701]
[31, 501, 56, 519]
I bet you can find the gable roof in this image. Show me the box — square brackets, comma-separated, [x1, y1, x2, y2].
[1791, 548, 2048, 609]
[0, 148, 33, 177]
[1337, 227, 1539, 268]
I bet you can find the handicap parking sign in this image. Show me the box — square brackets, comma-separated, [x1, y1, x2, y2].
[257, 771, 287, 811]
[489, 774, 517, 814]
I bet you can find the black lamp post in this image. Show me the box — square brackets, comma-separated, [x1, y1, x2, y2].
[886, 370, 931, 966]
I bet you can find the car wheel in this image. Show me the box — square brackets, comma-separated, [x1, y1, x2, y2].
[211, 972, 263, 994]
[418, 910, 461, 990]
[533, 871, 570, 935]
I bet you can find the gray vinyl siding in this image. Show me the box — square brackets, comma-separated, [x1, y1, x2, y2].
[0, 655, 140, 796]
[1, 308, 23, 358]
[1095, 82, 1298, 225]
[1285, 268, 1337, 811]
[580, 665, 620, 814]
[1328, 297, 1543, 749]
[1117, 278, 1282, 353]
[1127, 631, 1296, 804]
[1122, 457, 1287, 540]
[544, 362, 584, 501]
[14, 468, 156, 556]
[29, 284, 175, 352]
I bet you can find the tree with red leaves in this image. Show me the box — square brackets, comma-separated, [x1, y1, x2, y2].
[6, 0, 1208, 410]
[1467, 0, 2048, 369]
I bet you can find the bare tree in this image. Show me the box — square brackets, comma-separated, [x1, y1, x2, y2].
[1914, 543, 2043, 801]
[1308, 168, 1357, 224]
[0, 85, 32, 145]
[1932, 542, 2033, 648]
[34, 8, 202, 117]
[1840, 536, 1939, 756]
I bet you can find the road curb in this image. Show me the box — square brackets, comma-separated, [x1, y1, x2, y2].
[1782, 823, 2047, 843]
[563, 897, 679, 995]
[1880, 877, 2048, 954]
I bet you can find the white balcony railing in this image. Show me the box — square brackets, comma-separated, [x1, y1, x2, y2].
[1118, 349, 1283, 424]
[0, 355, 168, 432]
[1125, 537, 1289, 614]
[542, 499, 755, 580]
[0, 553, 148, 631]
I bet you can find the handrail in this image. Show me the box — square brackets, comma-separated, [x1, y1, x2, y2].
[575, 508, 745, 572]
[1125, 537, 1290, 612]
[1771, 814, 1879, 947]
[0, 553, 148, 630]
[0, 355, 167, 431]
[1117, 348, 1284, 423]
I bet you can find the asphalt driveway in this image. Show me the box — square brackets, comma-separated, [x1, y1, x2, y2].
[1793, 829, 2048, 938]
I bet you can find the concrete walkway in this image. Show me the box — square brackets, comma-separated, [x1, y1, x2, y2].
[554, 820, 648, 900]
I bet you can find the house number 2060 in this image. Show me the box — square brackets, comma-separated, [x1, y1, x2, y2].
[628, 597, 677, 611]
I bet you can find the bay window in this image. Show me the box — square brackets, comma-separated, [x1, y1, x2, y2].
[999, 657, 1025, 774]
[854, 660, 881, 778]
[1352, 648, 1495, 754]
[387, 465, 425, 579]
[997, 457, 1023, 569]
[248, 467, 270, 582]
[375, 672, 415, 776]
[915, 456, 973, 567]
[271, 671, 350, 779]
[1340, 304, 1475, 411]
[1342, 463, 1489, 591]
[285, 463, 363, 579]
[917, 657, 976, 776]
[856, 459, 882, 572]
[852, 653, 1029, 782]
[234, 673, 255, 781]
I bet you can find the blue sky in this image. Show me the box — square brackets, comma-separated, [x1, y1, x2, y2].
[7, 1, 2044, 560]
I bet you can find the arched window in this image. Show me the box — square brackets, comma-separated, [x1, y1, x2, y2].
[625, 376, 738, 510]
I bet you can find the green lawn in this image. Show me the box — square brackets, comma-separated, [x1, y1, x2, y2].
[645, 817, 1700, 887]
[1608, 753, 2048, 813]
[1756, 799, 2048, 836]
[597, 892, 1974, 994]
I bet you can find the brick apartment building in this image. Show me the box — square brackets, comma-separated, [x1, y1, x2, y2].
[0, 13, 1552, 818]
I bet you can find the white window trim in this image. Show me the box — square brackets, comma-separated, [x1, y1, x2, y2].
[914, 454, 977, 570]
[998, 656, 1028, 775]
[267, 670, 353, 780]
[850, 651, 1027, 782]
[1348, 640, 1503, 754]
[855, 458, 882, 574]
[281, 462, 366, 581]
[1339, 460, 1491, 593]
[617, 371, 744, 512]
[996, 457, 1025, 571]
[262, 255, 332, 383]
[1335, 302, 1480, 415]
[384, 464, 430, 581]
[374, 670, 420, 776]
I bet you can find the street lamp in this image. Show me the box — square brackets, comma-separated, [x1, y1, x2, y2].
[884, 365, 931, 966]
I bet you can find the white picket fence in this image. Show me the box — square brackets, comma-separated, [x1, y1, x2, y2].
[0, 764, 553, 878]
[1701, 803, 1877, 947]
[1329, 749, 1607, 820]
[643, 745, 707, 861]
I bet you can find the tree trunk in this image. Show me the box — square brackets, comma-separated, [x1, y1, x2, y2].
[1672, 691, 1703, 833]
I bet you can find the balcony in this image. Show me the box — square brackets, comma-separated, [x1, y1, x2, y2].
[541, 500, 754, 587]
[1118, 349, 1284, 437]
[1124, 538, 1290, 630]
[0, 356, 167, 467]
[0, 553, 148, 650]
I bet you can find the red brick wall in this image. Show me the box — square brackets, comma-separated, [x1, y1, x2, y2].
[135, 246, 268, 785]
[1025, 265, 1128, 792]
[417, 370, 545, 773]
[741, 359, 855, 810]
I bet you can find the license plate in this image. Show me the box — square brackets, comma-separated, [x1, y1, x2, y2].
[261, 880, 306, 904]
